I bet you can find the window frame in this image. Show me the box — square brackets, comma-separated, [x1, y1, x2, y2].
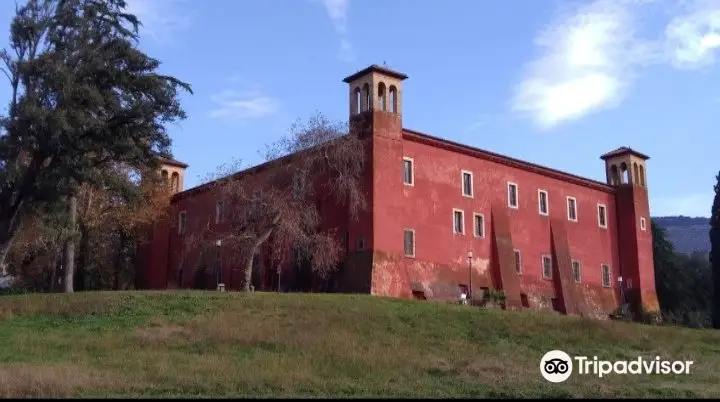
[572, 259, 582, 283]
[507, 182, 519, 209]
[452, 209, 465, 235]
[640, 217, 647, 231]
[601, 264, 611, 288]
[461, 170, 474, 198]
[597, 203, 607, 229]
[538, 189, 549, 216]
[514, 249, 522, 275]
[403, 157, 414, 186]
[403, 229, 416, 258]
[542, 254, 553, 279]
[473, 213, 485, 238]
[567, 196, 578, 222]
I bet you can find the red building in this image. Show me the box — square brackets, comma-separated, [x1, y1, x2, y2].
[137, 65, 658, 318]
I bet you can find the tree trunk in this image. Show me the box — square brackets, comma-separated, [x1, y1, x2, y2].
[76, 223, 90, 291]
[63, 195, 78, 293]
[243, 227, 275, 291]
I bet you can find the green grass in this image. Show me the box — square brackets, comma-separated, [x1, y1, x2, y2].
[0, 291, 718, 398]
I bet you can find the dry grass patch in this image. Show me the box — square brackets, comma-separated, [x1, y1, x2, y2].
[0, 363, 137, 397]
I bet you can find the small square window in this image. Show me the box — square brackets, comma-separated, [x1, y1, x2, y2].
[514, 249, 522, 274]
[572, 260, 581, 283]
[404, 229, 415, 257]
[473, 213, 484, 238]
[601, 264, 611, 288]
[403, 157, 414, 186]
[567, 197, 577, 222]
[453, 209, 465, 234]
[538, 189, 549, 215]
[508, 183, 518, 209]
[542, 255, 552, 279]
[597, 204, 607, 228]
[462, 170, 473, 197]
[640, 217, 646, 231]
[178, 211, 187, 235]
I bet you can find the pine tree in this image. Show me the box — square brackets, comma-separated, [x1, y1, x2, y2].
[709, 171, 720, 328]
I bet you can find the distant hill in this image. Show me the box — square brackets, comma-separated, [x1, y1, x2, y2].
[653, 216, 710, 255]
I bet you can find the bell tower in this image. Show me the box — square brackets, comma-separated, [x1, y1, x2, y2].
[158, 156, 188, 194]
[601, 147, 658, 314]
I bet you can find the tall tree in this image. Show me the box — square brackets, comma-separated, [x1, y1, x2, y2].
[0, 0, 191, 288]
[710, 171, 720, 329]
[189, 113, 366, 291]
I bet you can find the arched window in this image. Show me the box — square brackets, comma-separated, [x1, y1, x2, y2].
[389, 86, 397, 113]
[610, 165, 620, 185]
[362, 83, 371, 111]
[620, 162, 629, 184]
[171, 172, 179, 193]
[354, 87, 361, 114]
[633, 163, 639, 186]
[378, 82, 387, 111]
[161, 169, 169, 185]
[639, 165, 645, 187]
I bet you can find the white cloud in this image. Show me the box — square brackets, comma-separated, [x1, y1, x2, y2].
[512, 0, 651, 131]
[207, 90, 280, 121]
[651, 192, 713, 217]
[124, 0, 191, 44]
[512, 0, 720, 130]
[315, 0, 355, 62]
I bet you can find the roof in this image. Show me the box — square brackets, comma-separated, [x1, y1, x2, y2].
[342, 64, 408, 83]
[599, 147, 650, 161]
[158, 155, 189, 169]
[402, 129, 616, 193]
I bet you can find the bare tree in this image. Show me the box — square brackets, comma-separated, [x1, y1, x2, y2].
[188, 112, 366, 291]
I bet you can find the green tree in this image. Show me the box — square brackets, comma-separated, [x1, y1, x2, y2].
[710, 171, 720, 329]
[0, 0, 191, 290]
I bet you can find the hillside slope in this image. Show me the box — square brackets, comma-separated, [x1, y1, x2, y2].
[653, 216, 710, 254]
[0, 291, 718, 398]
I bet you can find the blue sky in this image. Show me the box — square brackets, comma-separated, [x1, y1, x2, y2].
[1, 0, 720, 217]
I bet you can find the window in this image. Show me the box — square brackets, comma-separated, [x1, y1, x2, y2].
[640, 217, 646, 231]
[473, 213, 485, 238]
[354, 87, 361, 114]
[357, 237, 365, 251]
[514, 250, 522, 274]
[597, 204, 607, 228]
[403, 157, 414, 186]
[538, 189, 549, 216]
[178, 211, 186, 235]
[542, 255, 552, 279]
[404, 229, 415, 257]
[453, 209, 465, 234]
[601, 264, 611, 287]
[572, 260, 581, 283]
[461, 170, 473, 197]
[567, 197, 577, 221]
[507, 182, 518, 209]
[215, 201, 224, 224]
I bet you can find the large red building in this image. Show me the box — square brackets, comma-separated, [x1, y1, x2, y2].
[137, 65, 658, 318]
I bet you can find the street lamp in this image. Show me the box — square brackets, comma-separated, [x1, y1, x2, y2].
[467, 250, 473, 305]
[215, 239, 224, 291]
[618, 276, 625, 314]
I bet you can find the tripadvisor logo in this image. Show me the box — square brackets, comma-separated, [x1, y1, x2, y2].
[540, 350, 694, 383]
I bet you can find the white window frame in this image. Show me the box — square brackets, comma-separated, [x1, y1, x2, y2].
[403, 229, 415, 258]
[538, 189, 549, 216]
[178, 211, 187, 235]
[473, 213, 485, 238]
[567, 196, 578, 222]
[542, 255, 553, 279]
[601, 264, 611, 288]
[461, 170, 473, 198]
[453, 209, 465, 234]
[572, 260, 581, 283]
[507, 182, 519, 209]
[403, 157, 414, 186]
[640, 217, 646, 231]
[597, 204, 607, 229]
[514, 249, 522, 275]
[215, 201, 224, 224]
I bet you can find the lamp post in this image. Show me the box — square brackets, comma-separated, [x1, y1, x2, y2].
[467, 250, 473, 305]
[277, 265, 281, 293]
[618, 276, 625, 314]
[215, 239, 224, 291]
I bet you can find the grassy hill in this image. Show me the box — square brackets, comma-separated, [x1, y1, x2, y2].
[0, 291, 718, 398]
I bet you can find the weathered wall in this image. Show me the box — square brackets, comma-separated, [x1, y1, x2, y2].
[369, 130, 623, 316]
